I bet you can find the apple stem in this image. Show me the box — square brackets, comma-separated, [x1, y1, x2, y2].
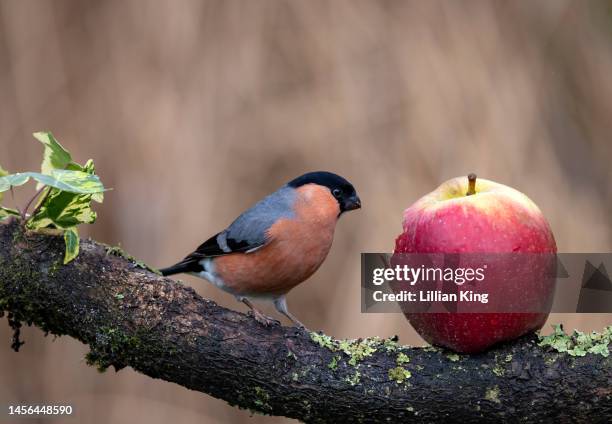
[466, 173, 477, 196]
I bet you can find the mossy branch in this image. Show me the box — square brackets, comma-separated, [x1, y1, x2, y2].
[0, 221, 610, 423]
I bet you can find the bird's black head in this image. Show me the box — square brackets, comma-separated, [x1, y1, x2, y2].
[287, 171, 361, 214]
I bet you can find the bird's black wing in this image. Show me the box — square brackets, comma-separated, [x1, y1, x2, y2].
[159, 232, 265, 276]
[189, 232, 261, 258]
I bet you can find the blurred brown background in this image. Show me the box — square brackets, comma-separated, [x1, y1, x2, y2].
[0, 1, 611, 423]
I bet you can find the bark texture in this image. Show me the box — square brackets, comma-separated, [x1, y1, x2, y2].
[0, 221, 610, 423]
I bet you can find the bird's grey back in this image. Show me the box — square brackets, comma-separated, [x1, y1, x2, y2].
[218, 185, 296, 251]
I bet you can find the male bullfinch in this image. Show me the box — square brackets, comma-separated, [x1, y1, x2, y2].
[160, 171, 361, 328]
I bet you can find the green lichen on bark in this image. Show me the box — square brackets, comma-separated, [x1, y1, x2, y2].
[538, 324, 611, 357]
[0, 236, 70, 347]
[105, 243, 161, 275]
[485, 386, 501, 404]
[345, 370, 361, 386]
[388, 366, 411, 384]
[446, 353, 460, 362]
[253, 387, 272, 412]
[396, 352, 410, 365]
[328, 355, 340, 370]
[85, 326, 146, 371]
[309, 332, 380, 366]
[492, 364, 505, 377]
[309, 332, 414, 368]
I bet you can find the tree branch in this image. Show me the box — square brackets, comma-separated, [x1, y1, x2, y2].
[0, 220, 610, 423]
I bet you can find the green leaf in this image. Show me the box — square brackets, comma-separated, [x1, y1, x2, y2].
[34, 131, 73, 175]
[10, 132, 108, 266]
[0, 170, 105, 195]
[0, 173, 31, 192]
[82, 159, 104, 203]
[0, 165, 8, 204]
[0, 206, 20, 221]
[30, 170, 105, 194]
[51, 170, 104, 193]
[26, 164, 105, 235]
[28, 189, 97, 229]
[63, 227, 79, 264]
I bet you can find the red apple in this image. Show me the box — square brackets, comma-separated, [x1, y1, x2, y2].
[394, 174, 557, 353]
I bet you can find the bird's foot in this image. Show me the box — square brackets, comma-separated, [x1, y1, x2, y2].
[272, 296, 308, 331]
[248, 309, 280, 327]
[290, 319, 307, 331]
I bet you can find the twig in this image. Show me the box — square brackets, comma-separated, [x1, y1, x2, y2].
[20, 185, 48, 222]
[27, 187, 50, 221]
[9, 187, 22, 217]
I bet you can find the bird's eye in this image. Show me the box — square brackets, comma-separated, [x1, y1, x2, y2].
[332, 188, 342, 198]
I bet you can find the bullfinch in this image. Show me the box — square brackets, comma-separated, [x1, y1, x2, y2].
[160, 171, 361, 328]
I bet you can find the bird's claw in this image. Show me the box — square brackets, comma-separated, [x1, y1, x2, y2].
[291, 321, 307, 331]
[248, 309, 280, 327]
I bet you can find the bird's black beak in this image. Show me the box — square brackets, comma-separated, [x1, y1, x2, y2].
[344, 195, 361, 211]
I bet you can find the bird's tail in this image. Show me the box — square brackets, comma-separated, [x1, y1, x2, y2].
[159, 260, 200, 276]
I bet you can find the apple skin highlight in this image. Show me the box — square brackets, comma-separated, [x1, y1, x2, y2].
[394, 176, 557, 353]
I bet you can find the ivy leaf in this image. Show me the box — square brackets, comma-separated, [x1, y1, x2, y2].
[27, 160, 104, 231]
[63, 227, 79, 264]
[31, 170, 105, 195]
[0, 171, 105, 195]
[8, 132, 107, 265]
[33, 131, 80, 190]
[0, 173, 31, 192]
[82, 159, 104, 203]
[0, 164, 7, 204]
[33, 131, 73, 175]
[0, 206, 20, 221]
[27, 189, 97, 229]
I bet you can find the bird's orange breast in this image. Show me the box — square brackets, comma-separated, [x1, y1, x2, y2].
[213, 184, 339, 296]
